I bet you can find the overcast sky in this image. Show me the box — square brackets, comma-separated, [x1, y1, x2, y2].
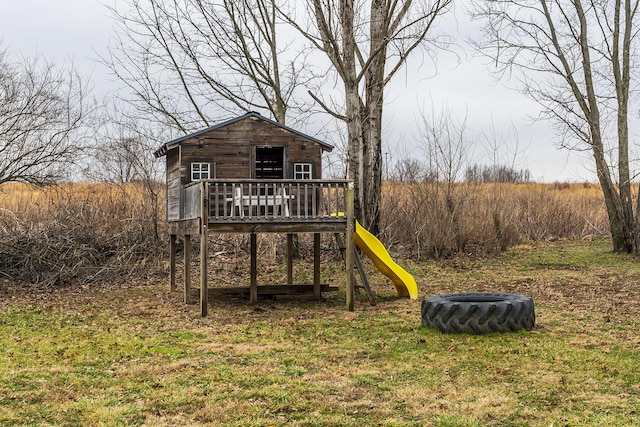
[0, 0, 596, 182]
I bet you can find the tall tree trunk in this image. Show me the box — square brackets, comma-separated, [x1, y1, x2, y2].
[361, 102, 382, 235]
[361, 0, 387, 235]
[345, 83, 366, 225]
[593, 139, 629, 252]
[614, 0, 636, 253]
[577, 0, 633, 253]
[338, 0, 365, 227]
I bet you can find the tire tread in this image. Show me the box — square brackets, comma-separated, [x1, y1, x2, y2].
[421, 292, 535, 334]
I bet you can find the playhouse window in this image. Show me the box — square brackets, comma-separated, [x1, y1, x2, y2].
[191, 163, 211, 181]
[255, 147, 284, 179]
[294, 163, 312, 180]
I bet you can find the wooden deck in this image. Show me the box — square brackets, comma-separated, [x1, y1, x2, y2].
[174, 179, 350, 230]
[168, 179, 355, 317]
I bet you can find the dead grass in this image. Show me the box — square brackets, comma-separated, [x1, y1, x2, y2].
[1, 239, 638, 426]
[381, 181, 608, 258]
[0, 181, 611, 288]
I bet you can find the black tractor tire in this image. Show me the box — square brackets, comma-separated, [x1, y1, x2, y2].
[421, 292, 535, 334]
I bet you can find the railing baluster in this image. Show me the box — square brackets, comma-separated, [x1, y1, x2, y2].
[273, 182, 277, 218]
[327, 183, 332, 218]
[232, 183, 237, 218]
[214, 182, 218, 219]
[248, 183, 253, 219]
[312, 183, 316, 219]
[222, 183, 227, 218]
[304, 183, 309, 218]
[288, 182, 292, 218]
[326, 183, 329, 218]
[296, 182, 301, 218]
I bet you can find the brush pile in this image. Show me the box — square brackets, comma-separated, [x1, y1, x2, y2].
[0, 183, 165, 287]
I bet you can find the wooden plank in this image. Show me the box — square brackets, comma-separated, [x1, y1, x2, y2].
[169, 234, 177, 292]
[354, 248, 375, 305]
[208, 284, 338, 296]
[184, 234, 191, 304]
[169, 218, 201, 236]
[184, 184, 202, 219]
[200, 182, 209, 317]
[345, 182, 355, 311]
[287, 234, 293, 285]
[314, 233, 321, 300]
[166, 149, 181, 221]
[250, 233, 258, 304]
[206, 221, 346, 234]
[334, 233, 374, 305]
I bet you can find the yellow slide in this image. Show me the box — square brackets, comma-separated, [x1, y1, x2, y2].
[354, 220, 419, 300]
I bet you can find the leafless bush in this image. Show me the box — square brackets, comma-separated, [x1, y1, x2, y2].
[0, 183, 166, 287]
[381, 182, 608, 259]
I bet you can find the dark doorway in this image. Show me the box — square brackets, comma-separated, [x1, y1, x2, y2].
[255, 147, 284, 179]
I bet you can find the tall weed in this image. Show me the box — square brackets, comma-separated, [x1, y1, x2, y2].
[381, 182, 608, 259]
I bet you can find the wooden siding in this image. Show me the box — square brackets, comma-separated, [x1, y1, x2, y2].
[166, 148, 181, 221]
[163, 115, 328, 221]
[183, 183, 202, 220]
[287, 144, 322, 179]
[172, 116, 323, 184]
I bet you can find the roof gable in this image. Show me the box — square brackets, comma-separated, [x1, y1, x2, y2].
[154, 112, 333, 157]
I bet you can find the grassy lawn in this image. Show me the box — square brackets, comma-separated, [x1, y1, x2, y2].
[1, 239, 639, 426]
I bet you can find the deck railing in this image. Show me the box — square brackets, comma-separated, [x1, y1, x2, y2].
[183, 179, 350, 222]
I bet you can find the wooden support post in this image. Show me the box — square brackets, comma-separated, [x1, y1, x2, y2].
[184, 234, 191, 304]
[334, 233, 375, 305]
[169, 234, 177, 292]
[250, 233, 258, 303]
[354, 248, 376, 305]
[200, 182, 209, 317]
[287, 234, 294, 285]
[313, 233, 321, 300]
[345, 182, 355, 311]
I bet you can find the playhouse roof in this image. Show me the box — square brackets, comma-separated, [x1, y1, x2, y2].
[154, 111, 333, 158]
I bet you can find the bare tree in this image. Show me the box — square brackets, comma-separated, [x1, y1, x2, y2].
[89, 101, 167, 244]
[0, 46, 90, 186]
[91, 103, 164, 185]
[418, 106, 473, 252]
[471, 0, 640, 253]
[103, 0, 313, 128]
[283, 0, 453, 235]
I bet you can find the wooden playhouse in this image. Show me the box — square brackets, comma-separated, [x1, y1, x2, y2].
[154, 112, 356, 316]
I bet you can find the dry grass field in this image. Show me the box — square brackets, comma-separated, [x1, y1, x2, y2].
[0, 182, 164, 286]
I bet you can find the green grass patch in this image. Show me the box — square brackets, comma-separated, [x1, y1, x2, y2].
[1, 239, 639, 426]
